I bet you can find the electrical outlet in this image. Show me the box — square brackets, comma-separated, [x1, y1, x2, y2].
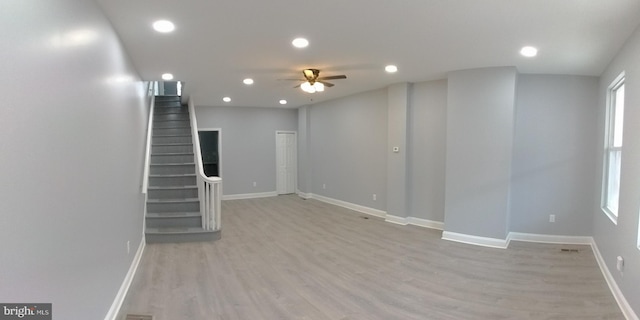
[127, 241, 130, 254]
[253, 181, 257, 187]
[373, 194, 377, 201]
[549, 214, 555, 223]
[322, 184, 326, 189]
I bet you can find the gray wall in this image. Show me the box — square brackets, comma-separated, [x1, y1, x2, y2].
[308, 89, 388, 211]
[386, 83, 410, 218]
[194, 106, 297, 195]
[0, 0, 148, 318]
[593, 24, 640, 314]
[511, 75, 599, 236]
[444, 67, 517, 239]
[407, 80, 448, 221]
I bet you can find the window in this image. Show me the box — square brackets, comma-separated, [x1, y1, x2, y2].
[602, 72, 625, 223]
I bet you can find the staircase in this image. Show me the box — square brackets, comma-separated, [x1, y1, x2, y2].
[145, 96, 220, 243]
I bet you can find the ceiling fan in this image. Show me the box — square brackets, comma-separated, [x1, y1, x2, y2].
[285, 69, 347, 93]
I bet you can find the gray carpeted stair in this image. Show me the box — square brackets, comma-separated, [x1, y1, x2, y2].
[145, 95, 220, 243]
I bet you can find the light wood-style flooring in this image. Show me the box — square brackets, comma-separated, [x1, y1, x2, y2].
[118, 195, 623, 319]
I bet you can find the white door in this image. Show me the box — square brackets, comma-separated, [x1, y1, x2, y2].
[276, 131, 297, 194]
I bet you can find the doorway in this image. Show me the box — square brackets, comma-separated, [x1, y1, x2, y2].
[198, 129, 221, 177]
[276, 131, 297, 195]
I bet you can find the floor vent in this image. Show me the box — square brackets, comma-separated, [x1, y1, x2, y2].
[126, 314, 153, 320]
[560, 248, 580, 253]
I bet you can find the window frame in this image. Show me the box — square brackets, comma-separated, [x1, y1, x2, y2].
[601, 71, 625, 224]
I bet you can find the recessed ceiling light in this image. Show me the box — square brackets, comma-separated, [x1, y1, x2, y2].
[520, 46, 538, 57]
[153, 20, 175, 33]
[243, 78, 254, 85]
[385, 65, 398, 73]
[222, 97, 231, 102]
[279, 100, 287, 105]
[161, 73, 174, 80]
[292, 37, 309, 48]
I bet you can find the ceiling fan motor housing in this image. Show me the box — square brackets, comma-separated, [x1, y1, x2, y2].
[303, 69, 320, 83]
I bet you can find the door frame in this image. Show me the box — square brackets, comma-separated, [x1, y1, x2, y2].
[275, 130, 297, 195]
[198, 128, 222, 178]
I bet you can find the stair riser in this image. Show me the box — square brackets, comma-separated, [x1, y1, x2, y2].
[153, 128, 191, 135]
[147, 201, 200, 213]
[146, 216, 201, 228]
[149, 175, 197, 186]
[154, 113, 190, 121]
[150, 164, 195, 175]
[153, 121, 191, 129]
[146, 230, 221, 243]
[153, 136, 192, 144]
[155, 96, 181, 101]
[148, 188, 199, 199]
[151, 154, 194, 164]
[152, 144, 193, 154]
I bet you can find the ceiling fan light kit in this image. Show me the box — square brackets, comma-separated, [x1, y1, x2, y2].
[301, 81, 324, 93]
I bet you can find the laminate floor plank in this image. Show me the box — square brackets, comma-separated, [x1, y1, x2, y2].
[117, 195, 623, 320]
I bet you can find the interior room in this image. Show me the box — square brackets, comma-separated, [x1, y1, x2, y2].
[1, 0, 640, 319]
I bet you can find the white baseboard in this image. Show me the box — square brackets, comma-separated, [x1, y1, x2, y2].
[308, 193, 387, 218]
[306, 196, 444, 231]
[385, 214, 408, 225]
[591, 240, 639, 320]
[407, 217, 444, 230]
[296, 190, 312, 199]
[507, 232, 593, 245]
[222, 191, 278, 200]
[442, 231, 509, 249]
[104, 238, 146, 320]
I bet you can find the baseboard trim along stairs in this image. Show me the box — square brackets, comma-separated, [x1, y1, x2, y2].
[145, 95, 219, 243]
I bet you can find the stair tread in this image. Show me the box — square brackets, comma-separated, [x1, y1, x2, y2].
[149, 173, 196, 177]
[152, 143, 192, 146]
[153, 133, 191, 137]
[150, 163, 195, 166]
[148, 185, 198, 190]
[147, 197, 199, 203]
[146, 227, 215, 235]
[147, 212, 201, 218]
[154, 127, 191, 130]
[151, 152, 194, 156]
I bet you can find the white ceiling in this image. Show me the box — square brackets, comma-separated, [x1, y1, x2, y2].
[96, 0, 640, 109]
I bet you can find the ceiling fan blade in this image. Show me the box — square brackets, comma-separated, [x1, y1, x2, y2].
[318, 75, 347, 80]
[294, 84, 302, 88]
[318, 81, 335, 87]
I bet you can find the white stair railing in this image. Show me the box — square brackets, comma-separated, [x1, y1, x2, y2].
[188, 98, 222, 231]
